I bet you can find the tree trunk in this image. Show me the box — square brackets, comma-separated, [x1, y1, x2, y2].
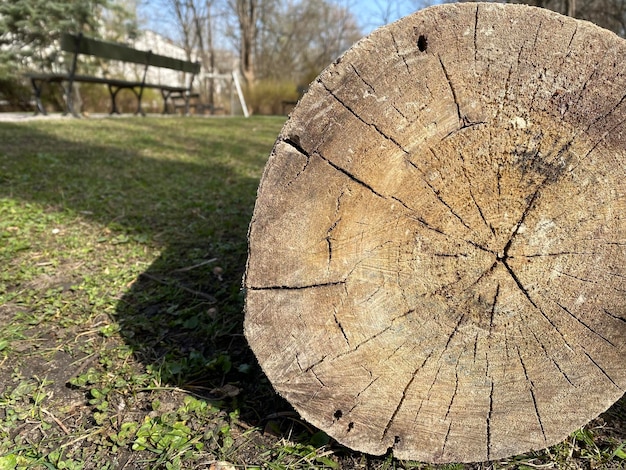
[244, 3, 626, 463]
[234, 0, 257, 85]
[206, 0, 216, 112]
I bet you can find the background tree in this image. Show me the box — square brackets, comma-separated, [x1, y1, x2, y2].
[191, 0, 220, 107]
[144, 0, 362, 110]
[0, 0, 122, 110]
[0, 0, 112, 75]
[227, 0, 263, 85]
[100, 1, 140, 43]
[168, 0, 199, 59]
[256, 0, 362, 86]
[141, 0, 227, 109]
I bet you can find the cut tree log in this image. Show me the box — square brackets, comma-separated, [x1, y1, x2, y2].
[244, 3, 626, 463]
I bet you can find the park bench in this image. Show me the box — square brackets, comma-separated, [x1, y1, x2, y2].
[26, 33, 201, 116]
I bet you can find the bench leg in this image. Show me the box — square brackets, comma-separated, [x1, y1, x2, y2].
[135, 101, 146, 116]
[161, 90, 172, 114]
[30, 78, 48, 116]
[108, 85, 122, 115]
[135, 86, 146, 117]
[107, 85, 146, 116]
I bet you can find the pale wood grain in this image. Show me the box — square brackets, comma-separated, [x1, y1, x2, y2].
[245, 3, 626, 462]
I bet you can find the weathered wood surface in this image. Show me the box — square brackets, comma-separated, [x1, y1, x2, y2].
[244, 3, 626, 463]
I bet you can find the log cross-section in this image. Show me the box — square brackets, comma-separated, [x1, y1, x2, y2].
[244, 3, 626, 463]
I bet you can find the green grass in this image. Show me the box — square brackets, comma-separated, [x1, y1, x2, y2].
[0, 116, 623, 469]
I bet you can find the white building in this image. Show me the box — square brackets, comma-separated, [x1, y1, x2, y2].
[132, 30, 195, 88]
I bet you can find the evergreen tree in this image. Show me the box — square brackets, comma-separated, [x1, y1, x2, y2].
[0, 0, 110, 75]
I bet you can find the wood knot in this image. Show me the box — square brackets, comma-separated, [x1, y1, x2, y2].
[417, 34, 428, 52]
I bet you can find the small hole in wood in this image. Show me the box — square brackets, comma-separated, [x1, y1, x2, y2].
[394, 435, 401, 444]
[347, 422, 354, 432]
[417, 35, 428, 52]
[334, 409, 343, 419]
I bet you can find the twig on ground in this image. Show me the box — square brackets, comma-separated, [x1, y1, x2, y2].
[517, 462, 555, 468]
[41, 407, 70, 435]
[139, 272, 217, 303]
[59, 429, 104, 449]
[173, 258, 218, 272]
[68, 353, 98, 380]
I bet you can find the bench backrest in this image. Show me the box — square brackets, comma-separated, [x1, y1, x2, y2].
[60, 33, 201, 74]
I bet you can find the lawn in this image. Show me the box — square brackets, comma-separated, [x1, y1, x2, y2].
[0, 116, 623, 469]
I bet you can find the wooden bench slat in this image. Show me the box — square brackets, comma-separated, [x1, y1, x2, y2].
[61, 34, 146, 65]
[61, 34, 201, 74]
[144, 84, 187, 92]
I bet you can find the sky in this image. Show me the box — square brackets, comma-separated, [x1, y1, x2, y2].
[136, 0, 429, 42]
[352, 0, 426, 34]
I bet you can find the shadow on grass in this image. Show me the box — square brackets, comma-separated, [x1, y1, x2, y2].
[0, 117, 292, 426]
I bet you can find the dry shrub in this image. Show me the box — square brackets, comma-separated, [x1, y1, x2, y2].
[0, 78, 34, 111]
[78, 83, 163, 114]
[245, 80, 300, 115]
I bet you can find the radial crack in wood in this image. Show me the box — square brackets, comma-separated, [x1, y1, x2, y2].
[244, 2, 626, 463]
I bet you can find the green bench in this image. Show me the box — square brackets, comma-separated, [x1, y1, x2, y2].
[26, 33, 201, 116]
